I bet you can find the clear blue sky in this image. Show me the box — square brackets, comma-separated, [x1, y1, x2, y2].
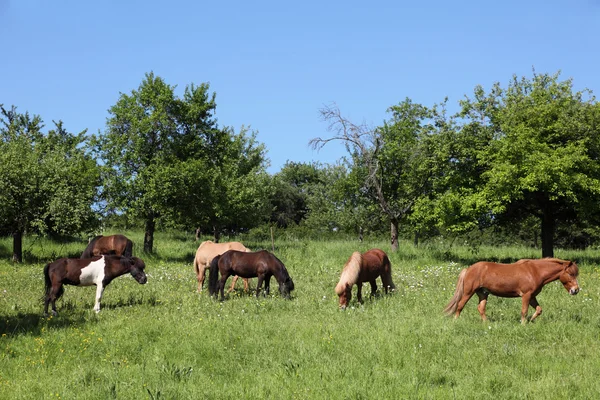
[2, 0, 598, 173]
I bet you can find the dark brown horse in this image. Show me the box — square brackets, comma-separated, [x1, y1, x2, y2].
[44, 255, 147, 315]
[81, 234, 133, 258]
[444, 258, 580, 323]
[335, 249, 395, 309]
[208, 250, 294, 301]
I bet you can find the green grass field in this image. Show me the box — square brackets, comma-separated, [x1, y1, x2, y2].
[1, 232, 600, 399]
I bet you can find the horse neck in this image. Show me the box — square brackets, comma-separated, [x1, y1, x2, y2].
[538, 260, 565, 284]
[105, 258, 131, 280]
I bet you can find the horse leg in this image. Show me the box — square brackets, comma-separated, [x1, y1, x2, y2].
[243, 278, 249, 292]
[475, 289, 489, 321]
[93, 284, 105, 313]
[265, 276, 271, 296]
[218, 274, 230, 301]
[369, 280, 377, 297]
[197, 265, 206, 292]
[227, 276, 239, 294]
[454, 289, 475, 319]
[356, 282, 363, 304]
[45, 283, 64, 316]
[529, 297, 542, 322]
[256, 275, 265, 298]
[520, 294, 532, 324]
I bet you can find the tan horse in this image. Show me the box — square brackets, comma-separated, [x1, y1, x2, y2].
[335, 249, 395, 309]
[444, 258, 580, 323]
[193, 240, 251, 292]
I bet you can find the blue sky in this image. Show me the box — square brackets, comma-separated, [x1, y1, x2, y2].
[1, 0, 599, 173]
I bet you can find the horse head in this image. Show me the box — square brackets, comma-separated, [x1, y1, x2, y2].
[279, 276, 295, 299]
[338, 283, 352, 310]
[126, 257, 148, 285]
[559, 261, 579, 295]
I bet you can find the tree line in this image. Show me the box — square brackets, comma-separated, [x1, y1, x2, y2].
[2, 71, 599, 262]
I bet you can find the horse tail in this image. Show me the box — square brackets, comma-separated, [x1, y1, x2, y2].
[335, 252, 361, 295]
[123, 239, 133, 258]
[444, 268, 468, 316]
[207, 255, 221, 296]
[43, 263, 52, 298]
[381, 253, 396, 291]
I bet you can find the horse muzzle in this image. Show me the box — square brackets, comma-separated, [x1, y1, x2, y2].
[569, 287, 579, 295]
[138, 275, 148, 284]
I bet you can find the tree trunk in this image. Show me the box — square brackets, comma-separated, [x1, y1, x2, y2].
[390, 219, 399, 252]
[12, 229, 23, 263]
[414, 231, 420, 247]
[541, 205, 554, 258]
[144, 215, 155, 253]
[213, 225, 220, 243]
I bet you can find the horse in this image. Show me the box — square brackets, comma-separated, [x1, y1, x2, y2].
[444, 258, 580, 323]
[43, 255, 147, 315]
[193, 240, 251, 293]
[208, 250, 294, 301]
[81, 234, 133, 258]
[335, 248, 395, 309]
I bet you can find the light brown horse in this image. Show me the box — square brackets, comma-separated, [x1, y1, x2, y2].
[193, 240, 251, 292]
[335, 249, 395, 309]
[444, 258, 580, 323]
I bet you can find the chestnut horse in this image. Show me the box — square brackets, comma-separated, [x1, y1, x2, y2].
[444, 258, 580, 323]
[81, 234, 133, 258]
[208, 250, 294, 301]
[335, 249, 395, 309]
[193, 240, 251, 292]
[44, 255, 147, 315]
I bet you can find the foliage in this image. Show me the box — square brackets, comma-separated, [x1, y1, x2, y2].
[0, 106, 99, 261]
[455, 72, 600, 257]
[94, 73, 270, 250]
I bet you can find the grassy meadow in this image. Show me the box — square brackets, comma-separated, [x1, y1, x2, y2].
[1, 231, 600, 399]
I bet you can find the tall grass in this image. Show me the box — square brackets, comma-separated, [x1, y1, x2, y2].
[1, 232, 600, 399]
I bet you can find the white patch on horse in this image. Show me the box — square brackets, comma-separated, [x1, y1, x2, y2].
[79, 256, 106, 313]
[79, 256, 106, 286]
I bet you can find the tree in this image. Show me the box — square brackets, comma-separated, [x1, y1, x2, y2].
[457, 72, 600, 257]
[0, 106, 100, 262]
[96, 73, 270, 250]
[311, 100, 448, 251]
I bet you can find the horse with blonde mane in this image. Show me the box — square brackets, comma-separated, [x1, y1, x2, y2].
[193, 240, 251, 292]
[335, 248, 395, 309]
[444, 258, 580, 323]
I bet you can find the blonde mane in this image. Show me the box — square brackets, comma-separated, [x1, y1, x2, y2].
[335, 252, 362, 295]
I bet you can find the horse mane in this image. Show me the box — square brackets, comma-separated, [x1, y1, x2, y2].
[335, 252, 362, 295]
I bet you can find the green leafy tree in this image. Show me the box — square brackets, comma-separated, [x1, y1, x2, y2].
[457, 72, 600, 257]
[96, 73, 270, 250]
[0, 106, 100, 262]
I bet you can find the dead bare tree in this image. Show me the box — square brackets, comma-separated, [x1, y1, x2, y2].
[310, 103, 411, 252]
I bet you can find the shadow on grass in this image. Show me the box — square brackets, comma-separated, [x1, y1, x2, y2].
[0, 312, 87, 336]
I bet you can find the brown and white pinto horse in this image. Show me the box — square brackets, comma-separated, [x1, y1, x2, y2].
[44, 255, 147, 315]
[444, 258, 580, 323]
[335, 249, 395, 309]
[208, 250, 294, 301]
[81, 234, 133, 258]
[193, 240, 251, 293]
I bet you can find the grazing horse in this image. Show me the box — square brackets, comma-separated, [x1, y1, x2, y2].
[193, 240, 251, 293]
[444, 258, 580, 323]
[335, 249, 395, 309]
[81, 234, 133, 258]
[208, 250, 294, 301]
[44, 255, 147, 315]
